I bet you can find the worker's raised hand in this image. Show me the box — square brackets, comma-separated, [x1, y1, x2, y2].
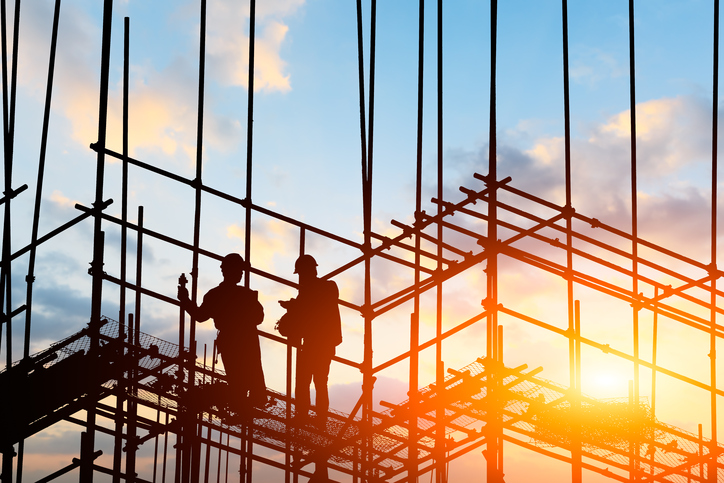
[177, 273, 189, 302]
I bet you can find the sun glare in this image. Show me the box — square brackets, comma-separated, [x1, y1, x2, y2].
[586, 371, 630, 398]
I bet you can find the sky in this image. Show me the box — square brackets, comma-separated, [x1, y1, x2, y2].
[2, 0, 724, 481]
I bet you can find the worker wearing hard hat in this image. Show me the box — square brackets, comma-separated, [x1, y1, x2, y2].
[279, 254, 342, 422]
[178, 253, 267, 408]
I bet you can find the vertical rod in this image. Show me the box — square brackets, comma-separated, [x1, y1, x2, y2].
[651, 287, 658, 419]
[187, 1, 208, 480]
[176, 301, 185, 482]
[210, 342, 220, 483]
[82, 0, 113, 479]
[223, 434, 229, 483]
[175, 428, 182, 483]
[127, 206, 143, 482]
[627, 1, 643, 477]
[575, 301, 581, 394]
[710, 2, 720, 482]
[562, 2, 581, 480]
[7, 0, 18, 144]
[113, 16, 131, 483]
[495, 325, 505, 474]
[0, 0, 12, 377]
[127, 313, 137, 483]
[410, 0, 424, 479]
[121, 13, 130, 330]
[486, 0, 500, 481]
[243, 3, 257, 482]
[2, 6, 19, 394]
[24, 0, 61, 359]
[629, 379, 635, 478]
[203, 357, 212, 483]
[244, 0, 256, 284]
[15, 0, 49, 477]
[575, 300, 582, 481]
[628, 0, 641, 403]
[2, 449, 16, 483]
[284, 312, 292, 483]
[152, 396, 161, 483]
[487, 0, 498, 360]
[0, 0, 4, 370]
[162, 410, 169, 483]
[435, 0, 445, 481]
[699, 423, 704, 481]
[354, 0, 375, 479]
[190, 0, 207, 361]
[215, 409, 222, 483]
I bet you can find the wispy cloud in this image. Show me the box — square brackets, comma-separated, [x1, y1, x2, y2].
[17, 0, 302, 163]
[207, 0, 304, 93]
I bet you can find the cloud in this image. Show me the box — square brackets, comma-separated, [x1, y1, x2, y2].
[446, 96, 718, 256]
[207, 0, 304, 93]
[570, 45, 625, 88]
[226, 218, 298, 272]
[49, 190, 78, 209]
[16, 0, 301, 163]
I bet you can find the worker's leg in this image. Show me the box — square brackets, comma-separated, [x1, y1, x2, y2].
[311, 346, 335, 413]
[295, 346, 313, 417]
[245, 337, 267, 406]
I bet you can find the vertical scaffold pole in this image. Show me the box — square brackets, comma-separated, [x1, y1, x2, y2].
[127, 206, 143, 482]
[561, 1, 581, 481]
[242, 1, 257, 481]
[435, 0, 446, 481]
[354, 0, 375, 479]
[0, 0, 17, 477]
[113, 16, 131, 483]
[354, 0, 366, 477]
[411, 0, 423, 479]
[485, 0, 501, 481]
[21, 2, 60, 480]
[187, 0, 208, 480]
[710, 1, 720, 481]
[365, 0, 377, 477]
[82, 0, 113, 480]
[627, 0, 643, 475]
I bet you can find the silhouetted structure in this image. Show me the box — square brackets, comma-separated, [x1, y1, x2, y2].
[1, 1, 724, 483]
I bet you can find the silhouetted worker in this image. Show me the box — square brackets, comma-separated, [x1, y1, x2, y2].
[280, 254, 342, 422]
[178, 253, 267, 407]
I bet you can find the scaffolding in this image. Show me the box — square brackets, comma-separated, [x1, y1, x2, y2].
[1, 0, 724, 482]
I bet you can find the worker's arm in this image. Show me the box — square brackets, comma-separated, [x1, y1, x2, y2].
[177, 285, 212, 322]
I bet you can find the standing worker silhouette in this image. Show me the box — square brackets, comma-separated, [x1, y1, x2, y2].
[280, 254, 342, 423]
[178, 253, 267, 408]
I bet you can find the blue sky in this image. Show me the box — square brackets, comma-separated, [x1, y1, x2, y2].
[4, 0, 724, 481]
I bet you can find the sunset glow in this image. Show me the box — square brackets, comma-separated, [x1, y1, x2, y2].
[1, 1, 724, 482]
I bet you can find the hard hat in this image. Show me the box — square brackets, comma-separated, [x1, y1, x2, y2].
[221, 253, 247, 270]
[294, 254, 318, 274]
